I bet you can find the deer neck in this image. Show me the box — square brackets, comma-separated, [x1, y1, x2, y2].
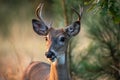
[49, 53, 70, 80]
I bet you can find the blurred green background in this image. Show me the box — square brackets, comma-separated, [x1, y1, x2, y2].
[0, 0, 120, 80]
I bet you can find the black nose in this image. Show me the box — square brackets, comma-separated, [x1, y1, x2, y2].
[45, 51, 55, 58]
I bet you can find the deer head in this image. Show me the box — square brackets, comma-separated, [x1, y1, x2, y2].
[32, 3, 83, 64]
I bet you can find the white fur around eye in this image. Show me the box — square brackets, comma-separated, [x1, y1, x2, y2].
[58, 35, 65, 45]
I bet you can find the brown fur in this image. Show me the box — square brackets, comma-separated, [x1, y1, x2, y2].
[22, 62, 50, 80]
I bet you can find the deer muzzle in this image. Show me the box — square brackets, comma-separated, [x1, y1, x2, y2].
[45, 51, 56, 62]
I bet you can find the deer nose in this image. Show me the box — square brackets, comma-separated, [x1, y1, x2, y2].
[45, 51, 55, 58]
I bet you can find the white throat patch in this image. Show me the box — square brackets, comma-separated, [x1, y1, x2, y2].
[58, 54, 65, 65]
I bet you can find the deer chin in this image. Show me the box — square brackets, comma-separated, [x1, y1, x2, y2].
[48, 55, 57, 62]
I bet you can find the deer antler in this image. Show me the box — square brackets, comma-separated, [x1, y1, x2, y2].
[35, 3, 52, 27]
[72, 6, 83, 21]
[36, 3, 44, 22]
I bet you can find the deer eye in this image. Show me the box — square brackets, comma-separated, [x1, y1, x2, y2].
[59, 36, 65, 42]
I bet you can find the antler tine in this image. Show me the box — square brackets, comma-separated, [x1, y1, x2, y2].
[36, 3, 44, 20]
[79, 5, 83, 17]
[72, 6, 83, 21]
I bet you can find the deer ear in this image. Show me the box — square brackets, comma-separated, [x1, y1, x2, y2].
[32, 19, 49, 36]
[65, 21, 80, 37]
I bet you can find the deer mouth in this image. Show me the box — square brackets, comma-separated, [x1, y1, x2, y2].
[50, 55, 57, 62]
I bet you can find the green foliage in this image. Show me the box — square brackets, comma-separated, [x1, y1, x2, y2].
[99, 0, 120, 23]
[84, 0, 120, 23]
[71, 43, 105, 80]
[79, 0, 120, 79]
[66, 0, 120, 79]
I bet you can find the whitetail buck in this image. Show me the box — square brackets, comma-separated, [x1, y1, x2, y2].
[23, 3, 83, 80]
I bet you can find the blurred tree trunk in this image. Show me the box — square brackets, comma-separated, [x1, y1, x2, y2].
[62, 0, 68, 26]
[61, 0, 73, 78]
